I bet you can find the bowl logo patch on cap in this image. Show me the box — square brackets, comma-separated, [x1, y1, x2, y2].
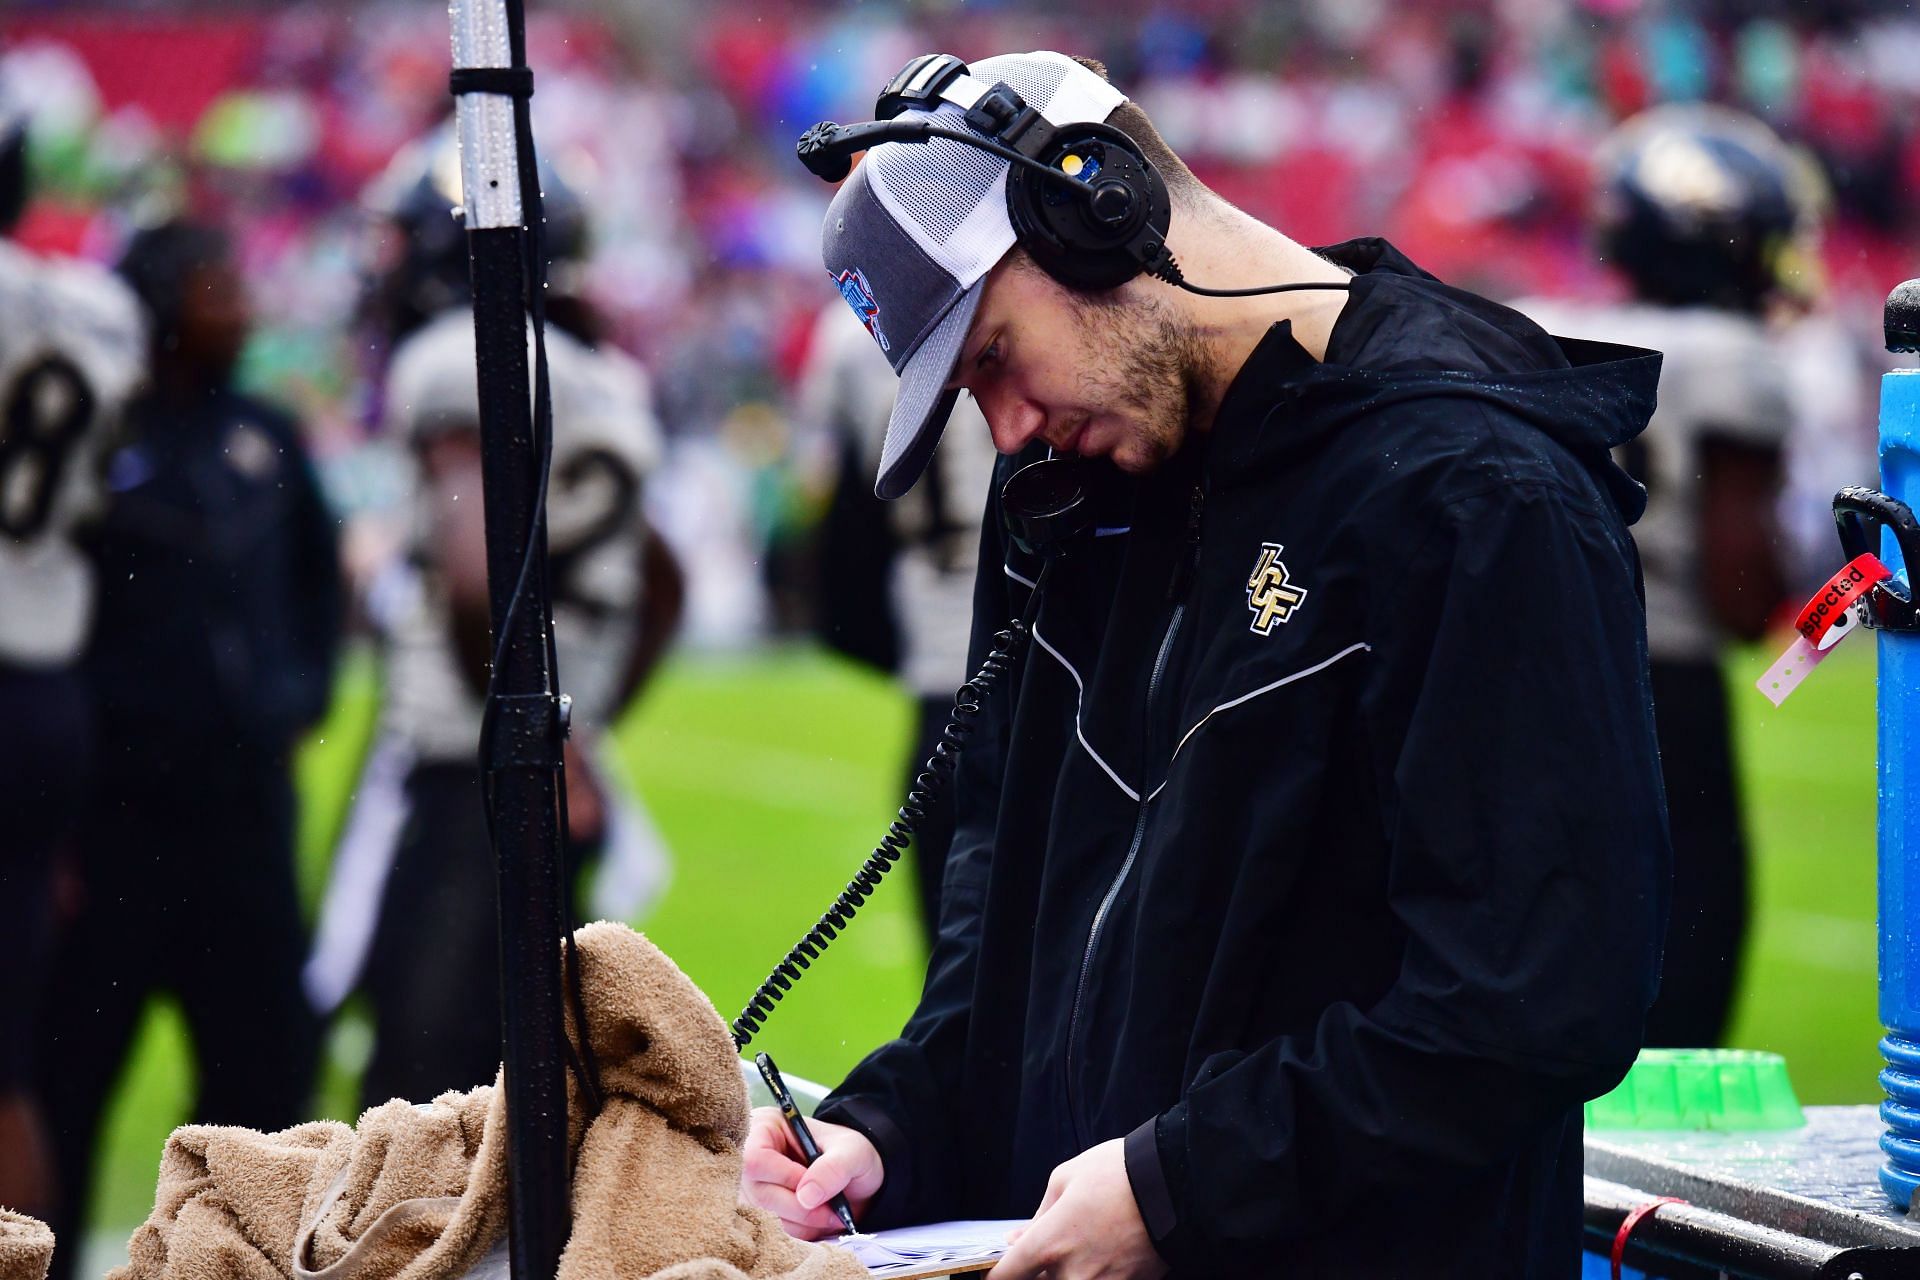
[834, 266, 890, 353]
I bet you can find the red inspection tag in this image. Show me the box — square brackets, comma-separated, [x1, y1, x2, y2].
[1794, 553, 1892, 647]
[1610, 1196, 1687, 1280]
[1758, 553, 1894, 707]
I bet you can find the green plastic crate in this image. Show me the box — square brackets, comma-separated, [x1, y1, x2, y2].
[1585, 1048, 1807, 1131]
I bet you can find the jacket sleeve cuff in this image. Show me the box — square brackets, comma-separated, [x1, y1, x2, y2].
[813, 1094, 915, 1229]
[1131, 1104, 1210, 1271]
[1123, 1117, 1178, 1249]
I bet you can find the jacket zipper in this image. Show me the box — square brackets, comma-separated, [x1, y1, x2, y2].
[1063, 482, 1205, 1148]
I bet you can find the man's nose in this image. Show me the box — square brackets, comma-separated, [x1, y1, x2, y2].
[981, 391, 1046, 455]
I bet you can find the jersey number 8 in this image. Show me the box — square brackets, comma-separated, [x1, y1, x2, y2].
[0, 352, 95, 542]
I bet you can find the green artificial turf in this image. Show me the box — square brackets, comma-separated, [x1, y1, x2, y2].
[85, 639, 1884, 1238]
[1724, 640, 1882, 1104]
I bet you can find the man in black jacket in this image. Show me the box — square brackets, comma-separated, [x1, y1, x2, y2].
[36, 220, 341, 1280]
[744, 52, 1669, 1278]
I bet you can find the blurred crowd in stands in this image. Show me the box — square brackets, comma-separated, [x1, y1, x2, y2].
[4, 2, 1915, 1266]
[3, 0, 1913, 631]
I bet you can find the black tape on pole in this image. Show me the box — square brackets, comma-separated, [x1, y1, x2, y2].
[450, 66, 534, 98]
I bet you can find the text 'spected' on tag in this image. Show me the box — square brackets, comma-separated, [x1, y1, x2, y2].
[1794, 553, 1893, 648]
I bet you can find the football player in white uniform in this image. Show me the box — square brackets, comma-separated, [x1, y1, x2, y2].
[307, 132, 681, 1105]
[0, 105, 145, 1221]
[1520, 105, 1824, 1048]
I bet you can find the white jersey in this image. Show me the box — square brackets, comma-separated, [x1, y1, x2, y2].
[800, 301, 997, 698]
[0, 239, 145, 667]
[1518, 300, 1794, 662]
[379, 310, 663, 761]
[1772, 310, 1881, 596]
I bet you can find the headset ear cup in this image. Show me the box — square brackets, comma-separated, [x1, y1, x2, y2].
[1005, 123, 1171, 293]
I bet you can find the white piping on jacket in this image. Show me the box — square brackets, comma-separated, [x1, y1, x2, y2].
[1143, 641, 1374, 802]
[1032, 623, 1142, 803]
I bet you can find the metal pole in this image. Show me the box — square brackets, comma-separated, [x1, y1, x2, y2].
[449, 1, 570, 1275]
[1583, 1178, 1917, 1279]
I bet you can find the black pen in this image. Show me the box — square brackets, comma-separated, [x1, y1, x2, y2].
[756, 1051, 860, 1236]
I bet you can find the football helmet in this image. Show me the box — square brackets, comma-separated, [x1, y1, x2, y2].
[361, 121, 589, 343]
[1595, 104, 1826, 312]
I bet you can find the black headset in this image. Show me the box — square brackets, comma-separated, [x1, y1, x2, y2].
[798, 54, 1351, 300]
[798, 54, 1170, 292]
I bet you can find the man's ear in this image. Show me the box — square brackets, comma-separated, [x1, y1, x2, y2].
[1069, 55, 1111, 81]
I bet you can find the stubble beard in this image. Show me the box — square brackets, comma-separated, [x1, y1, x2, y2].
[1072, 291, 1213, 475]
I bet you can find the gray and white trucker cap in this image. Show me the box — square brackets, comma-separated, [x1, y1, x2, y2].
[820, 51, 1125, 499]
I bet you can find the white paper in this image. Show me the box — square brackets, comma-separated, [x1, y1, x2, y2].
[836, 1219, 1026, 1277]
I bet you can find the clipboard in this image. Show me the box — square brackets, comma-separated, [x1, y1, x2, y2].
[868, 1261, 995, 1279]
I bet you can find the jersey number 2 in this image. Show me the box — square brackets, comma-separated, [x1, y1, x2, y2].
[548, 446, 640, 617]
[0, 353, 95, 542]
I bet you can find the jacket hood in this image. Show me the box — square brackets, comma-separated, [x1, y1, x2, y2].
[1219, 238, 1663, 522]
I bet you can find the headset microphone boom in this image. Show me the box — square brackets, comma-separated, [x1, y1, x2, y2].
[797, 53, 1354, 299]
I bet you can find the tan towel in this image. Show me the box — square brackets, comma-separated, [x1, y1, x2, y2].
[112, 923, 864, 1280]
[0, 1208, 54, 1280]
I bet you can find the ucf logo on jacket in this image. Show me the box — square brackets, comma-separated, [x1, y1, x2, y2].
[1246, 542, 1307, 634]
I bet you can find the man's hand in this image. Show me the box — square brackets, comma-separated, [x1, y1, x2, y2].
[992, 1138, 1168, 1280]
[741, 1106, 883, 1240]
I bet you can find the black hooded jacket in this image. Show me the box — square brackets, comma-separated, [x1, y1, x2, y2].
[815, 239, 1671, 1277]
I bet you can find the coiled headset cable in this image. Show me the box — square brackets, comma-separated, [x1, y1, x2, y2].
[731, 551, 1055, 1050]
